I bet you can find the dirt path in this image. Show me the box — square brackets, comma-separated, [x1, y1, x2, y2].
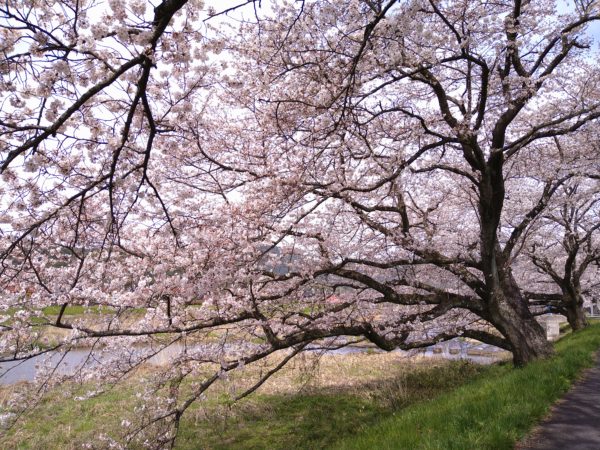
[517, 352, 600, 450]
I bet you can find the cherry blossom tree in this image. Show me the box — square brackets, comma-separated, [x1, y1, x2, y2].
[220, 0, 600, 365]
[523, 176, 600, 330]
[503, 126, 600, 329]
[1, 0, 600, 447]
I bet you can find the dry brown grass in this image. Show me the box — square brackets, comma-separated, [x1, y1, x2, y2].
[0, 348, 486, 449]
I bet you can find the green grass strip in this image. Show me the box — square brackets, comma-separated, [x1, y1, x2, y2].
[333, 323, 600, 450]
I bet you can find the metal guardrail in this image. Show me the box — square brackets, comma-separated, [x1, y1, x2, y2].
[585, 304, 600, 318]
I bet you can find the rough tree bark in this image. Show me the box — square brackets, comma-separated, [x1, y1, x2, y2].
[562, 288, 589, 331]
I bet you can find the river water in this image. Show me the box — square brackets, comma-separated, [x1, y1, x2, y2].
[0, 339, 508, 385]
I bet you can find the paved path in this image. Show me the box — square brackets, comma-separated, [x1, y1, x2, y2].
[518, 352, 600, 450]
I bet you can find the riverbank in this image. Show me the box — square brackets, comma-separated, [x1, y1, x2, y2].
[0, 338, 510, 384]
[0, 351, 493, 449]
[1, 324, 599, 449]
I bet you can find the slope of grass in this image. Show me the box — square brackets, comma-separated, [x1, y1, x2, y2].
[175, 360, 487, 450]
[0, 355, 488, 449]
[333, 323, 600, 450]
[2, 324, 599, 449]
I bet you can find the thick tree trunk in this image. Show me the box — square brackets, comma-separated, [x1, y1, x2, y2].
[563, 293, 588, 331]
[487, 288, 554, 366]
[484, 266, 554, 366]
[476, 147, 554, 366]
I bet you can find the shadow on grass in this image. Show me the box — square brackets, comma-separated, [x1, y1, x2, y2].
[175, 360, 490, 450]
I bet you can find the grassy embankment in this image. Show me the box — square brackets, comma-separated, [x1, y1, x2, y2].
[1, 322, 599, 449]
[334, 321, 600, 450]
[0, 352, 490, 449]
